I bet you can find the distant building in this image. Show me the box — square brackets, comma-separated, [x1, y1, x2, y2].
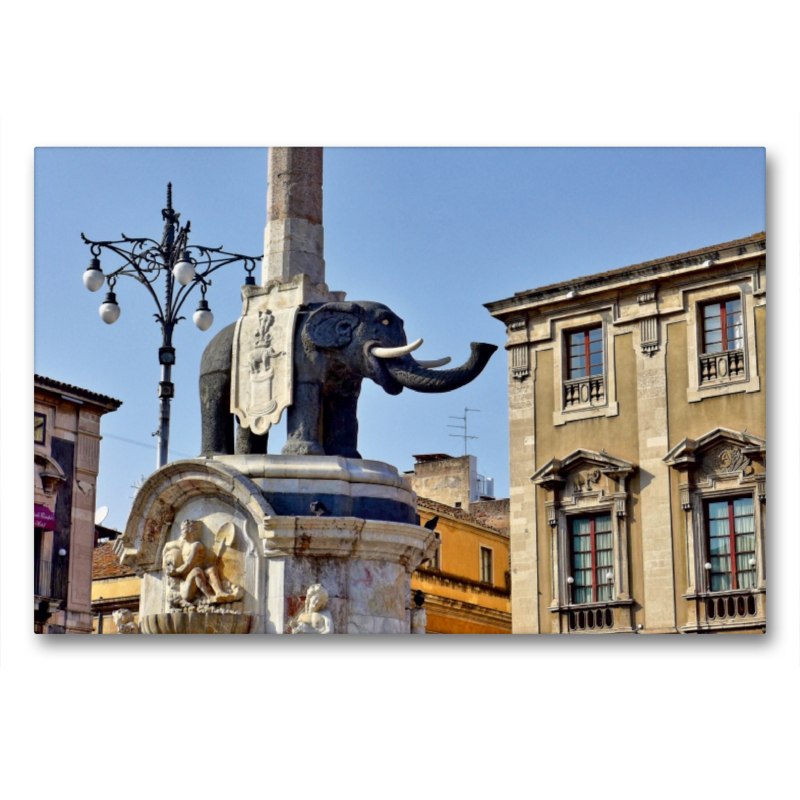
[35, 375, 121, 633]
[406, 454, 512, 634]
[92, 530, 139, 633]
[485, 233, 766, 634]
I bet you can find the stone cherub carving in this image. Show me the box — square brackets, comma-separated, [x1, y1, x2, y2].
[112, 608, 140, 634]
[290, 583, 334, 634]
[163, 519, 244, 611]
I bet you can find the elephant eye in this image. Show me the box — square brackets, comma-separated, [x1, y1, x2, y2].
[381, 319, 390, 326]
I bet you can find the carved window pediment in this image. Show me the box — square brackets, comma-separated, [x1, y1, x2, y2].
[664, 427, 766, 629]
[532, 449, 635, 491]
[664, 427, 765, 484]
[533, 449, 636, 632]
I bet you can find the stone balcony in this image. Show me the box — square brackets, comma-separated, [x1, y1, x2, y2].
[564, 374, 605, 409]
[699, 348, 745, 386]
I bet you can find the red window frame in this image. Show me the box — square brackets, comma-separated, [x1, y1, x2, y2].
[567, 327, 603, 379]
[705, 496, 756, 592]
[570, 514, 614, 604]
[701, 297, 743, 354]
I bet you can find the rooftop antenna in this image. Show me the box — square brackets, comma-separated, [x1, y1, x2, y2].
[448, 408, 480, 456]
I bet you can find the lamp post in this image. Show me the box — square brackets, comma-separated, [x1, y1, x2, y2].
[81, 183, 261, 468]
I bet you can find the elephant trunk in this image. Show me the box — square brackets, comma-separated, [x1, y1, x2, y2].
[381, 342, 497, 393]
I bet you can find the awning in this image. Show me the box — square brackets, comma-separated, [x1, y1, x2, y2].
[34, 504, 56, 531]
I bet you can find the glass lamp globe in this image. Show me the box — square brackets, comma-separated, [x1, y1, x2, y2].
[99, 291, 121, 324]
[193, 299, 214, 331]
[83, 258, 105, 292]
[173, 254, 196, 286]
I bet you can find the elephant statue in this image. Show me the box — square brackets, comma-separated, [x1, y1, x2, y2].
[199, 300, 497, 459]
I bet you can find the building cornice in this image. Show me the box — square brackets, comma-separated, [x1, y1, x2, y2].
[35, 375, 123, 412]
[485, 233, 765, 318]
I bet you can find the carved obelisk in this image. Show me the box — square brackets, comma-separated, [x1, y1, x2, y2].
[262, 147, 326, 287]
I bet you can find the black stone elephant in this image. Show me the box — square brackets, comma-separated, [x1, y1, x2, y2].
[199, 300, 497, 459]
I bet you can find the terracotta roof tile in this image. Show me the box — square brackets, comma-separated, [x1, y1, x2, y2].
[417, 496, 505, 534]
[93, 541, 134, 579]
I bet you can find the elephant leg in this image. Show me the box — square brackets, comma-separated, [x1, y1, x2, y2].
[282, 382, 325, 456]
[322, 388, 361, 459]
[235, 420, 269, 455]
[200, 372, 234, 456]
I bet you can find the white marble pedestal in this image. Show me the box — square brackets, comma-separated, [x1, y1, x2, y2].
[115, 456, 437, 634]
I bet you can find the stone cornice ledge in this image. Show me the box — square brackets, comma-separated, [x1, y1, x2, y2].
[261, 516, 438, 568]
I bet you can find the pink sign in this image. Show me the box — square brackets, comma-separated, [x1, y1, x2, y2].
[34, 504, 56, 531]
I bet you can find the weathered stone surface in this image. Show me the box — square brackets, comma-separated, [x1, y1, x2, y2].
[267, 147, 323, 224]
[263, 147, 325, 286]
[123, 456, 436, 633]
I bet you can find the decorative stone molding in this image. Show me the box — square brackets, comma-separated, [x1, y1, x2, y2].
[116, 459, 274, 571]
[639, 316, 659, 356]
[532, 448, 635, 632]
[510, 344, 530, 380]
[506, 315, 527, 333]
[34, 452, 67, 498]
[549, 310, 619, 426]
[637, 290, 656, 304]
[664, 428, 766, 613]
[682, 279, 761, 403]
[261, 516, 438, 568]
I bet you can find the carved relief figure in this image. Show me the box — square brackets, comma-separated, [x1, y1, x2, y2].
[290, 583, 334, 634]
[112, 608, 140, 634]
[247, 310, 285, 417]
[701, 445, 751, 476]
[163, 519, 243, 610]
[573, 468, 601, 493]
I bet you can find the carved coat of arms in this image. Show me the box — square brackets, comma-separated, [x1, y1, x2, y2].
[231, 285, 298, 436]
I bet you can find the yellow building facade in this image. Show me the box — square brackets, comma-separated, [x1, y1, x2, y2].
[486, 233, 766, 634]
[413, 498, 511, 634]
[92, 538, 140, 633]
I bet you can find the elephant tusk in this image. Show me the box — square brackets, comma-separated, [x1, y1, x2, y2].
[371, 338, 424, 358]
[414, 357, 452, 368]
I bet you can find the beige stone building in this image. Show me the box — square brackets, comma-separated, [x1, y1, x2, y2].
[35, 375, 121, 633]
[485, 233, 766, 634]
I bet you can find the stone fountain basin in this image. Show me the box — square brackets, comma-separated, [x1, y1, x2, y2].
[140, 612, 256, 634]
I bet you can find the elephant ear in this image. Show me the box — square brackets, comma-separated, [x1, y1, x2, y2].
[304, 304, 362, 349]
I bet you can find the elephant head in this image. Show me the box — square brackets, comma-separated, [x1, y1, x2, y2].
[199, 299, 497, 459]
[301, 301, 498, 396]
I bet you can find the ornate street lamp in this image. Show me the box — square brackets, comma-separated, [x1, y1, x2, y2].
[81, 183, 261, 468]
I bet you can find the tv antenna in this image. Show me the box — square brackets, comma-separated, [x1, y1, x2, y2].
[448, 408, 480, 456]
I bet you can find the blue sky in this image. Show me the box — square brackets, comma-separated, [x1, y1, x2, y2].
[34, 147, 765, 531]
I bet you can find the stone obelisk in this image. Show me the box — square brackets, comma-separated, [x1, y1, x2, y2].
[263, 147, 326, 287]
